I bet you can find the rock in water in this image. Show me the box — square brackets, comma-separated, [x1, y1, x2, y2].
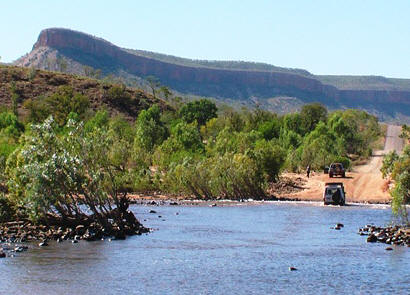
[38, 241, 48, 247]
[385, 247, 393, 251]
[149, 210, 157, 214]
[0, 252, 6, 258]
[367, 234, 377, 243]
[289, 267, 297, 271]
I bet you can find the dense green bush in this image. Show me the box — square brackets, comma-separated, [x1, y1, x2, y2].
[23, 86, 90, 125]
[5, 116, 140, 224]
[382, 146, 410, 225]
[134, 105, 167, 151]
[0, 94, 382, 208]
[179, 99, 217, 126]
[106, 84, 132, 108]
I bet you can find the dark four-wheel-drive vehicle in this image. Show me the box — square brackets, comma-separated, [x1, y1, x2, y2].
[328, 163, 345, 178]
[323, 182, 346, 205]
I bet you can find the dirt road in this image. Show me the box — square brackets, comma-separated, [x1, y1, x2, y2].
[280, 125, 404, 203]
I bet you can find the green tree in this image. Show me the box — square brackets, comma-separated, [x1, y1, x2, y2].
[300, 122, 338, 169]
[6, 116, 144, 232]
[153, 121, 204, 170]
[159, 86, 172, 100]
[400, 124, 410, 142]
[84, 110, 110, 132]
[381, 151, 399, 178]
[300, 103, 327, 134]
[253, 140, 286, 182]
[282, 113, 303, 135]
[258, 119, 280, 141]
[381, 146, 409, 224]
[146, 76, 160, 99]
[179, 99, 217, 126]
[134, 105, 167, 151]
[0, 112, 24, 190]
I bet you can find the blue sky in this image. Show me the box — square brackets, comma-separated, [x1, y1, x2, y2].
[1, 0, 409, 78]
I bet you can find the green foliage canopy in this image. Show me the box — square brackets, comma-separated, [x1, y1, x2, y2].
[179, 99, 217, 126]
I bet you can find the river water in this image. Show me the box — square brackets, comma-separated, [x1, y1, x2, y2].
[0, 202, 409, 295]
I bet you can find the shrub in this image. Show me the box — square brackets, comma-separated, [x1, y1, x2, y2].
[23, 86, 90, 125]
[106, 85, 132, 108]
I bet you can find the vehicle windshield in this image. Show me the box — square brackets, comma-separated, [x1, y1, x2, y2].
[326, 188, 340, 194]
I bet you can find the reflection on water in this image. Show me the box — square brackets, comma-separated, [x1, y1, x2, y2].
[0, 203, 409, 295]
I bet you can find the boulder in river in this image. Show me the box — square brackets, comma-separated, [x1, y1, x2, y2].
[367, 234, 377, 243]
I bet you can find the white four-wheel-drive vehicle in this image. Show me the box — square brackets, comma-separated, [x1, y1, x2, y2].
[323, 182, 346, 205]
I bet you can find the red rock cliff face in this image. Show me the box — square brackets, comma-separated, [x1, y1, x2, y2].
[33, 28, 410, 108]
[33, 29, 333, 95]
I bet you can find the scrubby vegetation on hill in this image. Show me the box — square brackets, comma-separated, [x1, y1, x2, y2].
[0, 65, 167, 121]
[0, 66, 382, 229]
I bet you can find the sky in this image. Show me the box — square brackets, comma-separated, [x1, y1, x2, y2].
[1, 0, 409, 78]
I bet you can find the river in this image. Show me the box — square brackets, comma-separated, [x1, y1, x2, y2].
[0, 202, 409, 295]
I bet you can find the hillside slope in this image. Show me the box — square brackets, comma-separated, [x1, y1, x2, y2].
[0, 65, 167, 121]
[14, 28, 410, 122]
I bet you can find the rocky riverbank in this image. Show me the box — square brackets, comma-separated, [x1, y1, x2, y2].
[359, 224, 410, 247]
[0, 212, 149, 258]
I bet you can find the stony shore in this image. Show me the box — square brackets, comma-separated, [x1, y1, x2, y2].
[0, 215, 149, 258]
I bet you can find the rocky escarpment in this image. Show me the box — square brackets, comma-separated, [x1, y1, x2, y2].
[15, 28, 410, 122]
